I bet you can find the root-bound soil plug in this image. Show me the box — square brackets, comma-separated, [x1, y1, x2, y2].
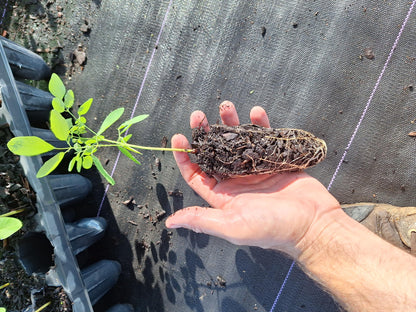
[191, 124, 327, 178]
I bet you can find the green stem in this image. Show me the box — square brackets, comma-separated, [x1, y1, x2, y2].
[102, 139, 195, 153]
[54, 147, 71, 151]
[0, 283, 9, 290]
[94, 144, 142, 155]
[67, 110, 97, 135]
[35, 301, 51, 312]
[0, 208, 25, 218]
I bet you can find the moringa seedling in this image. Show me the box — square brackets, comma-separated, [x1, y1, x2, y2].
[8, 75, 327, 185]
[7, 74, 193, 185]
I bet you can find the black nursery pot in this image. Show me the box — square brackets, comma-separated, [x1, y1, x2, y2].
[0, 37, 132, 312]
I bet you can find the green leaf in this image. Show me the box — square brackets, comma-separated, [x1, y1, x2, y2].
[71, 125, 86, 135]
[78, 98, 93, 116]
[66, 118, 73, 128]
[50, 110, 70, 141]
[96, 107, 124, 136]
[0, 217, 23, 240]
[118, 114, 149, 134]
[120, 143, 142, 155]
[48, 73, 66, 99]
[76, 156, 82, 172]
[36, 152, 65, 178]
[85, 138, 97, 145]
[84, 145, 97, 155]
[82, 155, 93, 169]
[76, 117, 87, 124]
[7, 136, 55, 156]
[92, 155, 115, 185]
[64, 90, 74, 108]
[68, 155, 77, 171]
[124, 134, 132, 142]
[0, 307, 6, 312]
[118, 146, 141, 165]
[52, 98, 65, 113]
[73, 143, 82, 152]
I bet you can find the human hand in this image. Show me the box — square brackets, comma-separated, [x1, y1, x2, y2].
[165, 101, 341, 259]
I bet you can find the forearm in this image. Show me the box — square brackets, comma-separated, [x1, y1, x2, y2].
[297, 209, 416, 312]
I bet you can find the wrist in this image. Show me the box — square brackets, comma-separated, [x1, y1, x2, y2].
[293, 207, 416, 312]
[296, 208, 353, 266]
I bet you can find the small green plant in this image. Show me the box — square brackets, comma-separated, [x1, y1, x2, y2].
[7, 74, 193, 185]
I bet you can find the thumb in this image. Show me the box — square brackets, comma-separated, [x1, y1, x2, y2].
[166, 206, 229, 237]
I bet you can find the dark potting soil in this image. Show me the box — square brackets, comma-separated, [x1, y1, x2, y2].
[1, 0, 98, 79]
[191, 124, 327, 178]
[0, 126, 72, 312]
[0, 254, 72, 311]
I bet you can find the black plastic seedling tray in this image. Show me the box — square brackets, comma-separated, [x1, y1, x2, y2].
[0, 37, 132, 312]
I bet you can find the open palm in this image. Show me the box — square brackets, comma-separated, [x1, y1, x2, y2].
[166, 101, 340, 258]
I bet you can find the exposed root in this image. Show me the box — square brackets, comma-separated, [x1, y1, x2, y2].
[191, 124, 327, 178]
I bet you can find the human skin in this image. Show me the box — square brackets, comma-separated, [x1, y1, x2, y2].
[165, 101, 416, 311]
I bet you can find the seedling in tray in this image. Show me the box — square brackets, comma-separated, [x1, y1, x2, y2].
[7, 74, 327, 185]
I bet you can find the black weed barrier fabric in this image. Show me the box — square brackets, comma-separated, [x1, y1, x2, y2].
[66, 1, 415, 311]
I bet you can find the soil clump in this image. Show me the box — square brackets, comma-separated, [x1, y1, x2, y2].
[191, 124, 327, 178]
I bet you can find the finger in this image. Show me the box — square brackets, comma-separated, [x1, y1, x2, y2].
[219, 101, 240, 126]
[166, 206, 234, 242]
[250, 106, 270, 128]
[171, 134, 217, 199]
[190, 110, 209, 131]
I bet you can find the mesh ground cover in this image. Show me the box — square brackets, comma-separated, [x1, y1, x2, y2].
[73, 1, 416, 311]
[8, 0, 416, 311]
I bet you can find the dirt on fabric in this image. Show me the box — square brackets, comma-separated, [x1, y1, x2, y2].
[191, 124, 327, 178]
[0, 0, 98, 81]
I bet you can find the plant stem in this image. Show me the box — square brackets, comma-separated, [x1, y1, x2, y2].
[102, 139, 195, 153]
[0, 208, 25, 218]
[0, 283, 9, 290]
[67, 110, 97, 136]
[52, 138, 196, 153]
[35, 301, 51, 312]
[54, 147, 71, 151]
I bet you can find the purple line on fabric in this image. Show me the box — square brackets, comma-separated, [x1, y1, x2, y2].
[269, 2, 416, 311]
[269, 261, 295, 312]
[96, 0, 174, 217]
[327, 0, 416, 192]
[0, 0, 9, 26]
